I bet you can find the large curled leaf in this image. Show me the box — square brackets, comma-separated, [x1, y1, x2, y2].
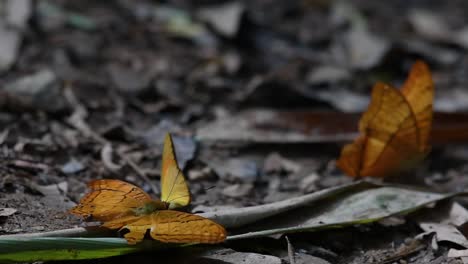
[226, 186, 457, 240]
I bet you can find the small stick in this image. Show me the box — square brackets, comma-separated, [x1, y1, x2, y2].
[286, 236, 295, 264]
[0, 227, 91, 239]
[63, 85, 159, 195]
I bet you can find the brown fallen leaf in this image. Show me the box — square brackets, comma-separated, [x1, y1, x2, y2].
[197, 109, 468, 145]
[431, 113, 468, 144]
[196, 109, 360, 144]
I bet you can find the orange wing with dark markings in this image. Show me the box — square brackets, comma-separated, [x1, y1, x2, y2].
[69, 179, 152, 222]
[400, 60, 433, 152]
[336, 135, 366, 177]
[337, 83, 419, 177]
[337, 60, 433, 178]
[69, 134, 227, 245]
[122, 210, 227, 245]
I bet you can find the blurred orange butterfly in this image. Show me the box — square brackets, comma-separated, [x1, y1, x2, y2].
[70, 133, 226, 244]
[337, 60, 433, 178]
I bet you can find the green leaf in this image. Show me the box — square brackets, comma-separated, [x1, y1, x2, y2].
[0, 237, 139, 263]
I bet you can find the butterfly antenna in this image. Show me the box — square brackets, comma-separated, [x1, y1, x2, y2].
[204, 186, 215, 191]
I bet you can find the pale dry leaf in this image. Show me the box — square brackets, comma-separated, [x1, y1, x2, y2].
[408, 9, 451, 41]
[196, 2, 244, 37]
[201, 249, 282, 264]
[419, 223, 468, 248]
[0, 129, 9, 145]
[448, 202, 468, 226]
[5, 0, 32, 29]
[0, 23, 21, 72]
[306, 65, 350, 85]
[448, 248, 468, 258]
[101, 144, 122, 171]
[0, 208, 17, 217]
[345, 27, 390, 70]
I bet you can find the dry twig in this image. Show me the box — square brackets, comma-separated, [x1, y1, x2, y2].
[63, 85, 159, 194]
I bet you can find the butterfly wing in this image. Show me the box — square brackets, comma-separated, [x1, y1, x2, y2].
[337, 82, 420, 177]
[160, 133, 191, 209]
[69, 179, 152, 222]
[336, 136, 366, 177]
[122, 210, 226, 245]
[102, 215, 143, 229]
[400, 60, 434, 152]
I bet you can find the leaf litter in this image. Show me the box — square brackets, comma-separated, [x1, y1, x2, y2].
[1, 1, 468, 263]
[1, 180, 464, 262]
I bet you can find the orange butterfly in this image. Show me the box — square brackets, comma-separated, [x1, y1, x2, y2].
[337, 60, 433, 178]
[70, 133, 226, 244]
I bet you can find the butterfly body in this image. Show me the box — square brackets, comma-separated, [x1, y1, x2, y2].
[337, 61, 433, 178]
[132, 200, 167, 216]
[70, 134, 226, 244]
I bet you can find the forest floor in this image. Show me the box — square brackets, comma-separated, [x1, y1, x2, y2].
[1, 0, 468, 263]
